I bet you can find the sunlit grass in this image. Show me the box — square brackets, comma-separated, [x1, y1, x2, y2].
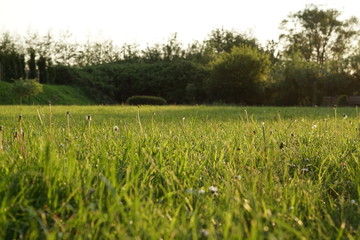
[0, 105, 359, 239]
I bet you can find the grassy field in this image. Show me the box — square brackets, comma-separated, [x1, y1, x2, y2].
[0, 105, 359, 239]
[0, 81, 95, 105]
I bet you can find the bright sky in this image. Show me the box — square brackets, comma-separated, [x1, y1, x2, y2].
[1, 0, 359, 48]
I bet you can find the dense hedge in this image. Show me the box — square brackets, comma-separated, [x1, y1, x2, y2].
[52, 60, 208, 104]
[126, 95, 167, 105]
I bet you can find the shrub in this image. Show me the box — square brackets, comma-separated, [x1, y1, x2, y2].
[126, 95, 167, 105]
[12, 78, 43, 104]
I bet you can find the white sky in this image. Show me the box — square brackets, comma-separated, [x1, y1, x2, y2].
[1, 0, 359, 48]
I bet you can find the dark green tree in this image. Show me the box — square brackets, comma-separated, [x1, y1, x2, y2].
[27, 49, 37, 79]
[209, 45, 271, 104]
[37, 56, 47, 83]
[0, 32, 25, 81]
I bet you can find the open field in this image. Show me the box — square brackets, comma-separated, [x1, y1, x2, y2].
[0, 105, 359, 239]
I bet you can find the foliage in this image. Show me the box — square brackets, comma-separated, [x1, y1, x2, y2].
[275, 54, 322, 105]
[205, 28, 260, 54]
[280, 4, 359, 65]
[0, 33, 25, 82]
[71, 60, 209, 104]
[126, 95, 167, 105]
[209, 45, 271, 104]
[0, 80, 15, 104]
[12, 78, 43, 104]
[0, 105, 359, 239]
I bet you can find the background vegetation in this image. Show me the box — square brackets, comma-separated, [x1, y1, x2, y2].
[0, 4, 359, 106]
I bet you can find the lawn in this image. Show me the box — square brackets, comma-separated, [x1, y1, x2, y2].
[0, 105, 359, 239]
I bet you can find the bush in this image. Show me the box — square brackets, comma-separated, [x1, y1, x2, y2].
[12, 78, 43, 104]
[126, 95, 167, 105]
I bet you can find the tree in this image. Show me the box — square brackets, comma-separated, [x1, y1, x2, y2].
[162, 33, 184, 61]
[209, 45, 271, 104]
[0, 32, 25, 82]
[12, 78, 43, 104]
[280, 5, 359, 67]
[276, 53, 323, 106]
[206, 28, 260, 55]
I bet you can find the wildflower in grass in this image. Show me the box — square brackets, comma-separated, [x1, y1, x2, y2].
[312, 124, 317, 129]
[343, 114, 348, 119]
[301, 168, 309, 173]
[87, 115, 92, 121]
[113, 126, 119, 132]
[209, 186, 218, 194]
[200, 229, 210, 237]
[198, 189, 205, 194]
[351, 199, 356, 205]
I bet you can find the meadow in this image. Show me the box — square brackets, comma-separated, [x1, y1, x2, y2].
[0, 105, 359, 239]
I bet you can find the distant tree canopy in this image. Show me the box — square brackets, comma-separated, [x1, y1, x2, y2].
[280, 4, 359, 66]
[0, 5, 359, 106]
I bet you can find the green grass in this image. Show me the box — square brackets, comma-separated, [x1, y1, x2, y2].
[0, 81, 95, 105]
[0, 105, 359, 239]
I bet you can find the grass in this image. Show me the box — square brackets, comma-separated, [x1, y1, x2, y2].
[0, 105, 359, 239]
[0, 81, 95, 105]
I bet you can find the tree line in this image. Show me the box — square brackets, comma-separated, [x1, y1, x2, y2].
[1, 5, 360, 105]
